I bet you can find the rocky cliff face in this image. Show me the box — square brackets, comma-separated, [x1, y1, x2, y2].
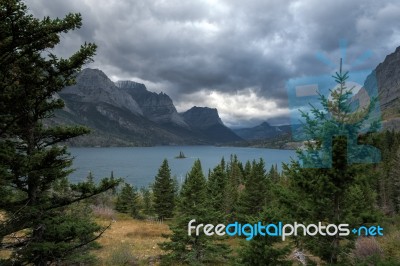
[234, 121, 291, 141]
[375, 46, 400, 110]
[61, 69, 143, 116]
[182, 107, 223, 128]
[53, 69, 241, 146]
[182, 107, 242, 143]
[115, 80, 188, 128]
[363, 46, 400, 129]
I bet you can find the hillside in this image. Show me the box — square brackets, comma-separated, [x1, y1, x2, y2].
[367, 46, 400, 130]
[49, 46, 400, 147]
[51, 69, 241, 146]
[235, 46, 400, 148]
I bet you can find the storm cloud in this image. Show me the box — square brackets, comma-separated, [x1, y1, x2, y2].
[24, 0, 400, 127]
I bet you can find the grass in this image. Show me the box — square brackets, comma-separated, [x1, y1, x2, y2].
[377, 215, 400, 262]
[2, 209, 400, 265]
[0, 210, 171, 265]
[93, 213, 170, 265]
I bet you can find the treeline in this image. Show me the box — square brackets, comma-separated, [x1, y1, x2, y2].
[110, 155, 282, 264]
[107, 130, 400, 265]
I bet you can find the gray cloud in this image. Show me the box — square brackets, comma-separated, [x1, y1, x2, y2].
[24, 0, 400, 126]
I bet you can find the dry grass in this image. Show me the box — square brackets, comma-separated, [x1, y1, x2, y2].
[91, 205, 116, 220]
[0, 211, 29, 261]
[0, 211, 5, 222]
[0, 250, 11, 261]
[353, 237, 383, 261]
[0, 210, 170, 264]
[93, 214, 170, 265]
[378, 229, 400, 261]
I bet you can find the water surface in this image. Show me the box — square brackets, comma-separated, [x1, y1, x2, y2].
[69, 146, 297, 188]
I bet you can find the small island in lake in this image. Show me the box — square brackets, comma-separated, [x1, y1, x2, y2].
[175, 151, 186, 159]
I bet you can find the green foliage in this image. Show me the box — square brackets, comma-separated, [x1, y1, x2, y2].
[224, 155, 244, 222]
[153, 159, 175, 219]
[237, 159, 268, 222]
[239, 207, 292, 266]
[115, 183, 140, 218]
[370, 130, 400, 214]
[207, 164, 228, 222]
[106, 243, 137, 266]
[11, 204, 102, 265]
[268, 164, 280, 181]
[237, 160, 292, 265]
[160, 160, 230, 265]
[282, 61, 380, 264]
[0, 1, 120, 264]
[140, 186, 154, 216]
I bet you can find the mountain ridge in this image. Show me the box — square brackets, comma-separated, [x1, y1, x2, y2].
[182, 106, 242, 143]
[115, 80, 189, 128]
[233, 121, 291, 141]
[50, 45, 400, 147]
[52, 68, 242, 146]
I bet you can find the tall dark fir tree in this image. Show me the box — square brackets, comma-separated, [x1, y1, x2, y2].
[159, 160, 230, 265]
[207, 164, 227, 222]
[237, 159, 268, 222]
[153, 159, 175, 219]
[282, 60, 380, 264]
[115, 183, 140, 218]
[0, 1, 119, 264]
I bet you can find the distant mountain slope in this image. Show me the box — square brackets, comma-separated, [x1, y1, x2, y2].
[115, 80, 188, 128]
[50, 43, 400, 148]
[241, 46, 400, 144]
[363, 46, 400, 130]
[51, 69, 241, 146]
[182, 107, 243, 143]
[56, 70, 194, 146]
[62, 69, 143, 115]
[233, 121, 291, 141]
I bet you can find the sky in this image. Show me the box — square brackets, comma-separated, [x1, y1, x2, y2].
[24, 0, 400, 127]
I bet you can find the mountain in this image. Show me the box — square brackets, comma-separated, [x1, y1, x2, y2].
[115, 80, 188, 128]
[233, 121, 291, 141]
[244, 46, 400, 146]
[182, 107, 243, 143]
[62, 69, 143, 115]
[56, 69, 191, 146]
[364, 46, 400, 130]
[51, 45, 400, 147]
[52, 68, 241, 146]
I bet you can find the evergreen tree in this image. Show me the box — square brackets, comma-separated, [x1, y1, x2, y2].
[52, 176, 71, 197]
[207, 164, 227, 222]
[388, 143, 400, 213]
[243, 160, 252, 181]
[153, 159, 175, 219]
[239, 206, 292, 266]
[160, 160, 230, 265]
[268, 164, 280, 181]
[0, 1, 119, 264]
[115, 183, 139, 217]
[237, 159, 268, 222]
[282, 60, 380, 264]
[110, 171, 117, 196]
[372, 130, 400, 214]
[220, 156, 226, 171]
[224, 155, 243, 221]
[239, 161, 292, 265]
[140, 186, 154, 216]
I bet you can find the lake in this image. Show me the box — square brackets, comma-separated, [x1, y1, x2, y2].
[69, 146, 297, 188]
